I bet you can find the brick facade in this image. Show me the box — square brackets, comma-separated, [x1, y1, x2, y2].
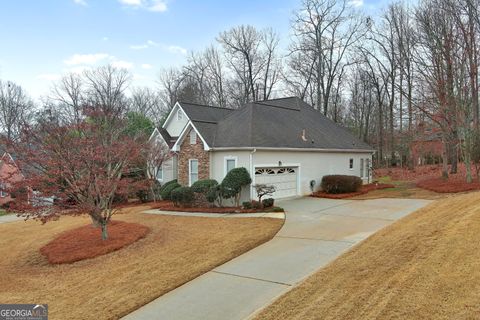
[177, 128, 210, 186]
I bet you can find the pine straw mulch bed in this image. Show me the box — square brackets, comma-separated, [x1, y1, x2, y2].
[416, 175, 480, 193]
[0, 205, 283, 320]
[375, 164, 480, 193]
[310, 183, 395, 199]
[151, 200, 284, 213]
[40, 220, 150, 264]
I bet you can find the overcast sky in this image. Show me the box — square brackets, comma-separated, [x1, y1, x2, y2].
[0, 0, 387, 101]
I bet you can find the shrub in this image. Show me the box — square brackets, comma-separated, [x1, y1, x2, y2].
[242, 201, 253, 209]
[159, 179, 178, 193]
[1, 201, 14, 209]
[135, 189, 150, 203]
[171, 186, 194, 207]
[221, 167, 252, 206]
[253, 184, 276, 203]
[266, 206, 284, 212]
[113, 193, 128, 204]
[262, 198, 274, 208]
[251, 200, 262, 209]
[191, 179, 219, 194]
[160, 182, 181, 200]
[321, 175, 362, 194]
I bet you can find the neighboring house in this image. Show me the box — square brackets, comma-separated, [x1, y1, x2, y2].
[0, 152, 24, 206]
[410, 122, 460, 166]
[150, 97, 374, 200]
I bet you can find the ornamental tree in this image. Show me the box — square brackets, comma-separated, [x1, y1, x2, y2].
[9, 108, 147, 240]
[221, 167, 252, 207]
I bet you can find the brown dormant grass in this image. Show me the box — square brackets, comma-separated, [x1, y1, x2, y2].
[0, 205, 283, 320]
[255, 192, 480, 319]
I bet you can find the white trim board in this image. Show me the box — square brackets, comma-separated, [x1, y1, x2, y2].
[172, 122, 211, 151]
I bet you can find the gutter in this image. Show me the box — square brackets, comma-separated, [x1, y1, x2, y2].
[211, 147, 376, 153]
[249, 148, 257, 199]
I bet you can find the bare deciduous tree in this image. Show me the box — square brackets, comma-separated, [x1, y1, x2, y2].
[0, 80, 33, 141]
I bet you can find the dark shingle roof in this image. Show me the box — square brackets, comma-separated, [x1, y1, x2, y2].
[179, 101, 234, 123]
[157, 127, 176, 148]
[180, 97, 373, 151]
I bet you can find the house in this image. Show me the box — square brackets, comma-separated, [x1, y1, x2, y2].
[410, 121, 460, 166]
[0, 152, 24, 206]
[149, 97, 374, 200]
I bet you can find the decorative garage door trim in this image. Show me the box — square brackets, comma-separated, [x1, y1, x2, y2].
[253, 165, 299, 199]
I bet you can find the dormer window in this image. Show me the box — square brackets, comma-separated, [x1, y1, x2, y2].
[177, 109, 183, 121]
[190, 130, 197, 144]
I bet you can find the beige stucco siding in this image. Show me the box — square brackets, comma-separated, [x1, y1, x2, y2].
[252, 150, 372, 196]
[210, 149, 373, 199]
[160, 156, 177, 184]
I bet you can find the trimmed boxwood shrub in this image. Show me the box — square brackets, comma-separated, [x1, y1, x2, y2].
[321, 175, 362, 194]
[221, 167, 252, 206]
[171, 186, 194, 207]
[251, 200, 262, 209]
[159, 179, 178, 192]
[242, 201, 252, 209]
[160, 181, 181, 200]
[191, 179, 219, 194]
[262, 198, 274, 208]
[136, 189, 150, 203]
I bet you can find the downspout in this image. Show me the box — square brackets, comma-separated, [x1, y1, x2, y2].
[249, 148, 257, 199]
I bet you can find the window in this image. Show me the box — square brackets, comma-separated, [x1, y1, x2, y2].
[366, 158, 371, 177]
[156, 165, 163, 181]
[360, 159, 364, 177]
[349, 158, 354, 170]
[177, 109, 183, 121]
[0, 183, 6, 198]
[189, 159, 198, 186]
[190, 130, 197, 144]
[224, 157, 237, 176]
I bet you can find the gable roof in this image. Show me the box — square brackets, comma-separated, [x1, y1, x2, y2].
[178, 101, 234, 123]
[172, 97, 373, 152]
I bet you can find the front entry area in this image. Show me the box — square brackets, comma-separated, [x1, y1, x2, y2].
[254, 166, 298, 199]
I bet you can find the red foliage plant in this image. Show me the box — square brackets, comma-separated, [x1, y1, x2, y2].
[8, 108, 148, 240]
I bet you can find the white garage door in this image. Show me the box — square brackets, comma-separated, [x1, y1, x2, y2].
[254, 167, 298, 199]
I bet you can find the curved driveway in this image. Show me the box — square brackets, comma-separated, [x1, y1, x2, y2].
[124, 197, 432, 320]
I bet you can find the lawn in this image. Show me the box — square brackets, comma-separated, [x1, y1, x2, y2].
[0, 205, 283, 320]
[255, 191, 480, 319]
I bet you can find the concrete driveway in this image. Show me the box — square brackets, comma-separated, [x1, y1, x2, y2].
[124, 197, 432, 320]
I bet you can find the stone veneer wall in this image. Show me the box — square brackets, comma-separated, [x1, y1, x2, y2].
[177, 128, 210, 186]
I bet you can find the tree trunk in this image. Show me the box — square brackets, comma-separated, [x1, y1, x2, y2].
[441, 140, 449, 180]
[150, 185, 157, 203]
[101, 222, 108, 241]
[465, 150, 472, 183]
[450, 141, 458, 174]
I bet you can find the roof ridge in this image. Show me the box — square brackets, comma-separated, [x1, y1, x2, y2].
[255, 101, 301, 111]
[178, 101, 233, 110]
[191, 119, 218, 124]
[255, 96, 300, 102]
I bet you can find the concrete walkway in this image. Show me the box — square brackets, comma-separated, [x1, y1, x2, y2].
[0, 214, 23, 224]
[124, 197, 432, 320]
